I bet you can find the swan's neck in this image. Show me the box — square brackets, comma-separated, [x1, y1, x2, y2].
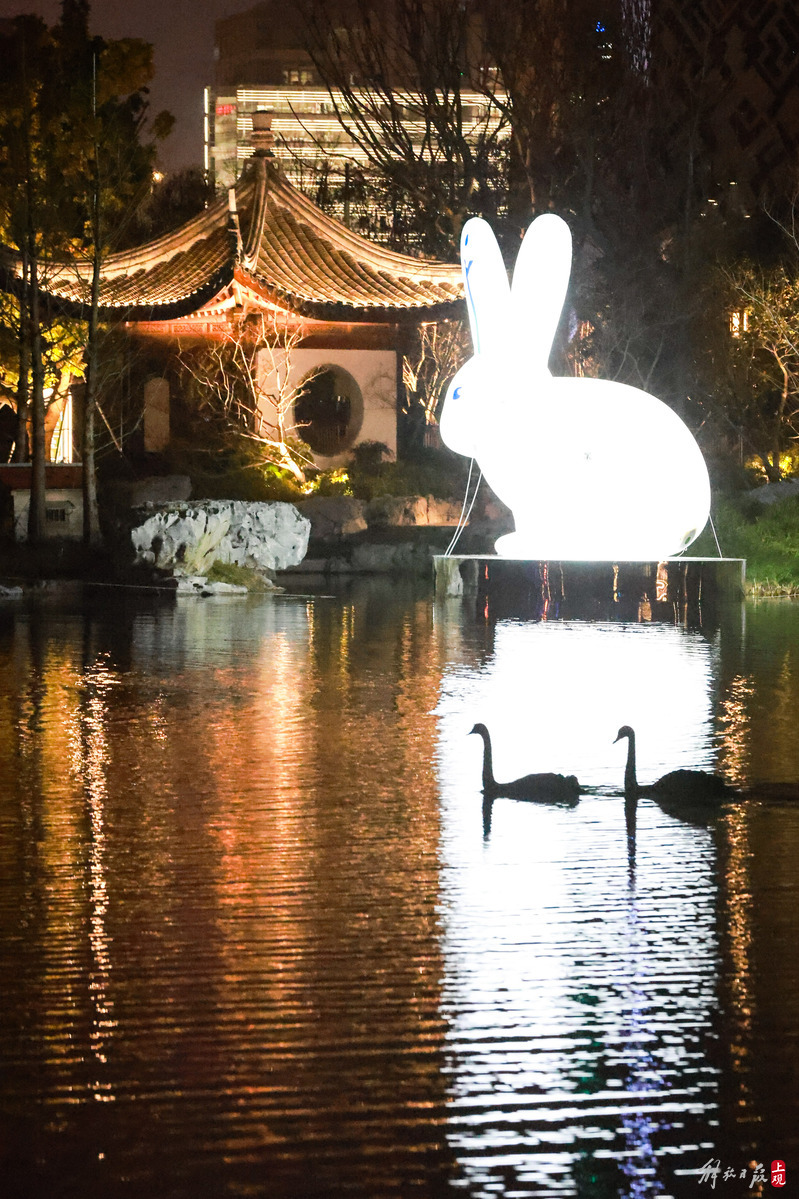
[624, 732, 638, 798]
[479, 731, 495, 790]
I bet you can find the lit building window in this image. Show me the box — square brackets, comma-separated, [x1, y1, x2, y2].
[51, 395, 74, 463]
[730, 310, 749, 337]
[283, 68, 314, 85]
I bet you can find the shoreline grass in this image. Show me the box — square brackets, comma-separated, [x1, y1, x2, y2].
[693, 492, 799, 597]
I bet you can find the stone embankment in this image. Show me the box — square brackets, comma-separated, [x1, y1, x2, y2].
[287, 494, 511, 577]
[119, 488, 511, 586]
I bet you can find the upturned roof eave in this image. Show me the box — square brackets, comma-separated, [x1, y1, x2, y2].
[0, 158, 465, 323]
[0, 259, 237, 324]
[249, 158, 463, 286]
[295, 295, 466, 324]
[232, 263, 465, 325]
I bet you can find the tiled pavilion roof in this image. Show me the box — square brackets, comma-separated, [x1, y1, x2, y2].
[0, 156, 464, 325]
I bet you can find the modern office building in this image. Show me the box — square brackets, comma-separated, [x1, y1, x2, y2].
[204, 0, 505, 234]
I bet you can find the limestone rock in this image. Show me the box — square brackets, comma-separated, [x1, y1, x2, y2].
[347, 538, 448, 574]
[174, 576, 271, 596]
[365, 495, 430, 527]
[293, 494, 469, 542]
[349, 542, 424, 572]
[295, 496, 368, 539]
[363, 494, 469, 528]
[130, 500, 310, 577]
[748, 479, 799, 506]
[425, 496, 465, 525]
[201, 581, 250, 595]
[175, 576, 211, 594]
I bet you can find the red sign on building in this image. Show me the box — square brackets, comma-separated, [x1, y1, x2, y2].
[771, 1160, 786, 1187]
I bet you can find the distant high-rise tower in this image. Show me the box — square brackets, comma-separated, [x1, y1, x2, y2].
[205, 0, 505, 241]
[623, 0, 652, 73]
[652, 0, 799, 207]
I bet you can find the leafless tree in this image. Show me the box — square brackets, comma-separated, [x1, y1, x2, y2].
[701, 256, 799, 482]
[178, 313, 320, 484]
[402, 317, 470, 434]
[300, 0, 509, 254]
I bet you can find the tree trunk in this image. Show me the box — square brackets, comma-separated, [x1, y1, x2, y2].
[14, 249, 30, 462]
[82, 75, 102, 549]
[760, 450, 782, 483]
[82, 190, 102, 547]
[27, 251, 47, 543]
[21, 57, 46, 541]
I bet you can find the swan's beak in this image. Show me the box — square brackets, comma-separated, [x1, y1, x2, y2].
[613, 731, 622, 743]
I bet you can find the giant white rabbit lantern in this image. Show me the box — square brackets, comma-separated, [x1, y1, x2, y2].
[439, 215, 711, 560]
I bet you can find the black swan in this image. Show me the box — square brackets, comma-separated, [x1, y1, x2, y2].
[470, 723, 580, 802]
[614, 725, 736, 804]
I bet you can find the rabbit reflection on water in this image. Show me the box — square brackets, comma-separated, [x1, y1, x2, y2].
[439, 216, 711, 561]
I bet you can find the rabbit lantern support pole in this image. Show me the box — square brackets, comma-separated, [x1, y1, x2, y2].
[439, 216, 711, 561]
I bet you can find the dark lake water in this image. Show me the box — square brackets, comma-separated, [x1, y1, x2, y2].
[1, 579, 797, 1198]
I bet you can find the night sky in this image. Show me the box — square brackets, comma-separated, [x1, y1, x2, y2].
[0, 0, 256, 171]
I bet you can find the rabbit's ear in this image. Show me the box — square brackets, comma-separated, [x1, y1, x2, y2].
[511, 214, 573, 373]
[460, 217, 511, 357]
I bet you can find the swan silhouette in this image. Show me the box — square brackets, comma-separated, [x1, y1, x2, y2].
[614, 725, 736, 804]
[470, 723, 580, 802]
[440, 215, 711, 560]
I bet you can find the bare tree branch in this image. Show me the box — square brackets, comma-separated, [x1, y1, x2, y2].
[178, 313, 322, 483]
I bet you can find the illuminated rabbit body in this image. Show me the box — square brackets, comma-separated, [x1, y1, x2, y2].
[440, 216, 711, 560]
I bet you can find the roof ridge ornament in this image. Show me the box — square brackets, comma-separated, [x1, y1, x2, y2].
[251, 109, 275, 158]
[227, 187, 244, 261]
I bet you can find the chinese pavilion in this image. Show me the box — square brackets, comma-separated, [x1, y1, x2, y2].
[1, 130, 464, 465]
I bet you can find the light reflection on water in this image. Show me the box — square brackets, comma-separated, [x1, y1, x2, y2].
[436, 620, 722, 1195]
[0, 584, 798, 1198]
[436, 618, 719, 793]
